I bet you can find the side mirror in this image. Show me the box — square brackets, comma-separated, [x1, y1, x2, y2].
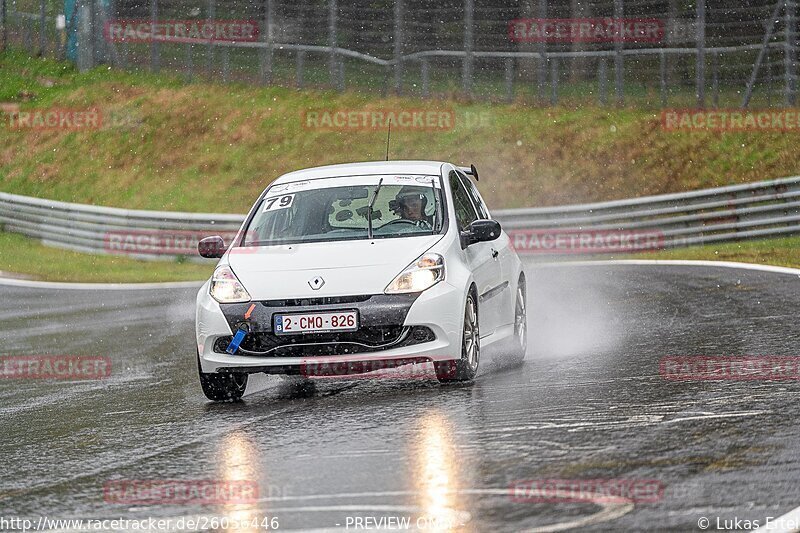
[198, 236, 226, 258]
[470, 164, 479, 181]
[461, 219, 501, 247]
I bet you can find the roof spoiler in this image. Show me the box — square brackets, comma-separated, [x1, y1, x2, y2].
[458, 164, 480, 181]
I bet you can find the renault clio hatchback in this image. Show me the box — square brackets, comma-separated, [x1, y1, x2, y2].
[195, 161, 527, 401]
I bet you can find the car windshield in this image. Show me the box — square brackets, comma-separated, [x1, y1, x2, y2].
[242, 175, 444, 246]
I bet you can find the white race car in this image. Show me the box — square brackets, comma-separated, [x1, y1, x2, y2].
[195, 161, 527, 401]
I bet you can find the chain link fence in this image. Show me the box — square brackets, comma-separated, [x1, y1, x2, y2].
[1, 0, 798, 107]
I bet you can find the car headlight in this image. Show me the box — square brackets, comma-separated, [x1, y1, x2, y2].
[209, 265, 251, 303]
[385, 253, 445, 294]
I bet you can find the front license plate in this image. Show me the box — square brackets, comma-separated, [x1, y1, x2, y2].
[274, 310, 359, 335]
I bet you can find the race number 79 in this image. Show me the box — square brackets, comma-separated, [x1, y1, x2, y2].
[263, 194, 294, 212]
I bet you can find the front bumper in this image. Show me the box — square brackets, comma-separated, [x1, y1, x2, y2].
[196, 280, 463, 374]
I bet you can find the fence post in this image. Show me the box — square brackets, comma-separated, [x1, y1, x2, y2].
[537, 0, 547, 102]
[550, 57, 558, 105]
[463, 0, 473, 97]
[786, 0, 797, 106]
[76, 0, 94, 71]
[185, 43, 193, 81]
[23, 8, 32, 52]
[338, 54, 345, 90]
[695, 0, 705, 107]
[421, 57, 429, 97]
[206, 0, 214, 75]
[742, 0, 784, 107]
[65, 0, 77, 61]
[659, 49, 667, 107]
[149, 0, 159, 72]
[504, 57, 514, 102]
[382, 64, 390, 96]
[222, 45, 229, 82]
[119, 30, 128, 68]
[296, 49, 304, 88]
[39, 0, 46, 55]
[614, 0, 624, 106]
[712, 52, 719, 107]
[766, 48, 773, 106]
[598, 57, 607, 105]
[58, 12, 66, 59]
[91, 0, 110, 66]
[328, 0, 341, 91]
[393, 0, 403, 94]
[260, 0, 273, 84]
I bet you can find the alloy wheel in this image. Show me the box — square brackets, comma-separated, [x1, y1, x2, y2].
[464, 295, 480, 371]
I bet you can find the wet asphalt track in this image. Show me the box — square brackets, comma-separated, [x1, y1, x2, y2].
[2, 262, 800, 532]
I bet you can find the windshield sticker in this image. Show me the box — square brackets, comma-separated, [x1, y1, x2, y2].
[263, 194, 295, 212]
[267, 175, 441, 194]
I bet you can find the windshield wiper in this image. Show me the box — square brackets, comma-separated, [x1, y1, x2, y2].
[367, 178, 384, 239]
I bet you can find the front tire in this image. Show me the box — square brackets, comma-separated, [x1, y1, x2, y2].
[435, 290, 480, 383]
[197, 351, 248, 402]
[507, 276, 527, 365]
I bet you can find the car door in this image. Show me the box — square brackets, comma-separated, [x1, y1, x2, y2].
[449, 170, 502, 337]
[458, 170, 515, 328]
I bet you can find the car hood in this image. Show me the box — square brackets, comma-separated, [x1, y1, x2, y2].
[226, 235, 444, 300]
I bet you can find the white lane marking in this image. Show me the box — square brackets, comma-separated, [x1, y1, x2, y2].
[753, 505, 800, 533]
[526, 501, 633, 532]
[456, 489, 633, 533]
[531, 259, 800, 277]
[663, 410, 769, 424]
[0, 277, 204, 290]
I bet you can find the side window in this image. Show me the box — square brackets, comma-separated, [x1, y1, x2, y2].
[449, 171, 478, 230]
[457, 171, 489, 219]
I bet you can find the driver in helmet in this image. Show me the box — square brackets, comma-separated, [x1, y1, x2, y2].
[394, 187, 433, 228]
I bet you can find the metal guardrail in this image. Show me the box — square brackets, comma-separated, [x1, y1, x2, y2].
[496, 175, 800, 250]
[1, 175, 800, 259]
[0, 192, 244, 261]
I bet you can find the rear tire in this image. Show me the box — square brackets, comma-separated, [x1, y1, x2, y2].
[435, 290, 479, 383]
[197, 351, 248, 402]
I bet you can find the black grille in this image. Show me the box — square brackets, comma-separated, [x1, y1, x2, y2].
[259, 295, 372, 307]
[214, 326, 436, 357]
